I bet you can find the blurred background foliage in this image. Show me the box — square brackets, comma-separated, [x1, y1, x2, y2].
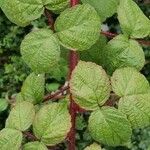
[0, 0, 150, 149]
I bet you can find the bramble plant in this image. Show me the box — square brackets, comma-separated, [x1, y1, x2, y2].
[0, 0, 150, 150]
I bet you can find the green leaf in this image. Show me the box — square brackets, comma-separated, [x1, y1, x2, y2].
[21, 29, 60, 73]
[83, 129, 93, 142]
[88, 107, 132, 146]
[1, 0, 70, 26]
[70, 61, 111, 110]
[33, 102, 71, 146]
[80, 35, 107, 65]
[0, 99, 8, 112]
[102, 35, 145, 74]
[118, 94, 150, 129]
[46, 0, 69, 14]
[84, 143, 102, 150]
[48, 57, 68, 80]
[1, 0, 44, 26]
[0, 0, 3, 7]
[111, 67, 150, 97]
[81, 0, 119, 22]
[23, 141, 48, 150]
[46, 83, 60, 92]
[76, 115, 87, 130]
[55, 4, 101, 51]
[0, 128, 22, 150]
[112, 67, 150, 130]
[6, 101, 35, 131]
[118, 0, 150, 38]
[21, 73, 45, 104]
[16, 93, 25, 103]
[4, 64, 14, 73]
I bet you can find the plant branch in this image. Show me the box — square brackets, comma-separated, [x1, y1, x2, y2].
[137, 39, 150, 46]
[43, 85, 69, 102]
[23, 131, 38, 141]
[67, 1, 80, 150]
[44, 9, 55, 31]
[70, 0, 80, 6]
[101, 31, 150, 46]
[101, 31, 116, 38]
[68, 51, 79, 150]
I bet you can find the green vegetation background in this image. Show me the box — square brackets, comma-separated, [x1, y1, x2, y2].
[0, 1, 150, 149]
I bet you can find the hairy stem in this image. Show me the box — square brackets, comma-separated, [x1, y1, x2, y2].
[101, 31, 150, 46]
[68, 51, 79, 150]
[101, 31, 116, 38]
[44, 9, 55, 31]
[23, 131, 38, 141]
[43, 85, 69, 102]
[68, 1, 80, 150]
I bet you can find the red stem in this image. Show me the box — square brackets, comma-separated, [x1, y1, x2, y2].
[101, 31, 150, 46]
[23, 131, 38, 141]
[43, 85, 69, 102]
[68, 51, 79, 150]
[137, 39, 150, 46]
[70, 0, 79, 6]
[44, 9, 55, 31]
[68, 1, 79, 150]
[101, 31, 116, 38]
